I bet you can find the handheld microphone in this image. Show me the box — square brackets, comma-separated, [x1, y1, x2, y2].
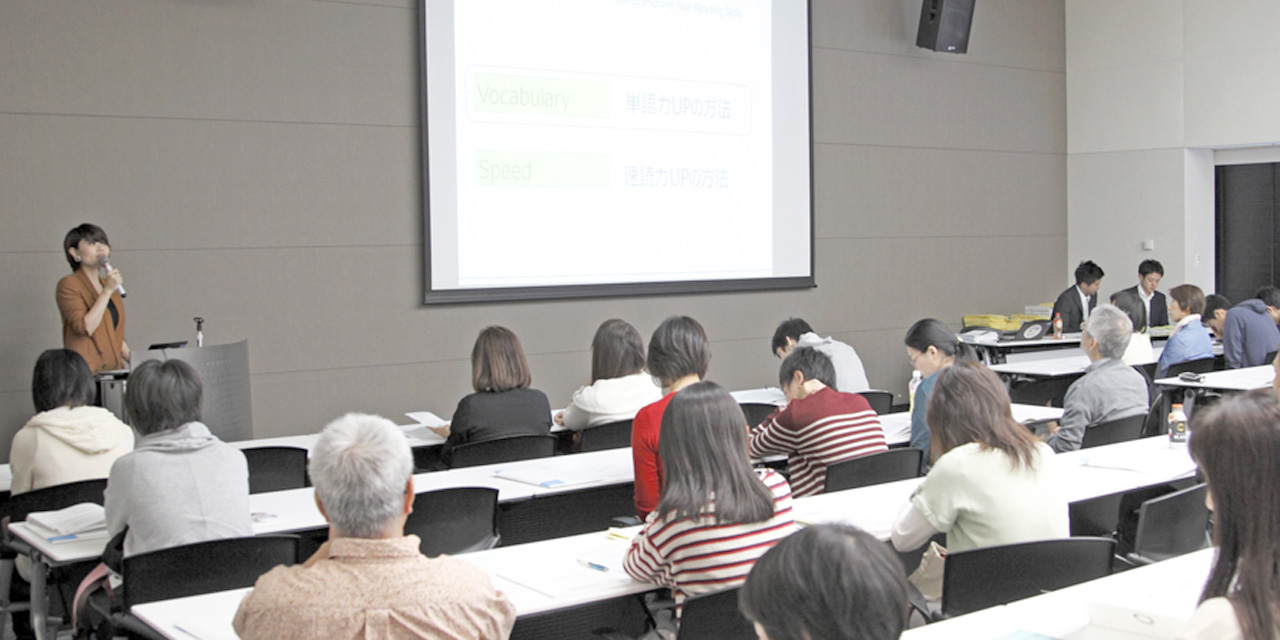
[99, 257, 127, 299]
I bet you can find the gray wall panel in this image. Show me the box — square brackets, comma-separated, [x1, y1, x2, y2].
[0, 0, 416, 125]
[0, 0, 1067, 462]
[814, 144, 1067, 239]
[813, 0, 1065, 73]
[813, 47, 1066, 152]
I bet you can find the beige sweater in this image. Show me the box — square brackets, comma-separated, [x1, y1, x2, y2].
[10, 405, 134, 495]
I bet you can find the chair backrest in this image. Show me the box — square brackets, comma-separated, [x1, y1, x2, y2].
[4, 478, 108, 523]
[1165, 357, 1217, 377]
[449, 434, 557, 469]
[823, 448, 922, 493]
[242, 446, 310, 494]
[860, 390, 893, 415]
[1130, 483, 1210, 564]
[941, 537, 1115, 618]
[578, 420, 633, 453]
[405, 487, 501, 556]
[1080, 413, 1146, 449]
[677, 587, 756, 640]
[738, 403, 777, 428]
[1266, 350, 1278, 366]
[122, 535, 299, 607]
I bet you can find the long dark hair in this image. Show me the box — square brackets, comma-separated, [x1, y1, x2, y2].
[926, 362, 1039, 468]
[590, 319, 646, 383]
[740, 524, 908, 640]
[904, 318, 977, 362]
[1189, 390, 1280, 640]
[655, 382, 774, 524]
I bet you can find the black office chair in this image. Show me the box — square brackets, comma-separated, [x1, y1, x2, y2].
[1124, 484, 1210, 567]
[448, 434, 557, 469]
[859, 390, 893, 415]
[242, 446, 310, 494]
[1266, 350, 1278, 366]
[578, 420, 633, 452]
[823, 449, 923, 493]
[104, 535, 299, 639]
[1165, 357, 1217, 377]
[677, 587, 756, 640]
[0, 479, 108, 637]
[1008, 377, 1074, 408]
[940, 537, 1115, 618]
[1080, 413, 1146, 449]
[739, 403, 777, 428]
[404, 487, 501, 556]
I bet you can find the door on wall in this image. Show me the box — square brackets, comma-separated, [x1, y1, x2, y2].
[1216, 163, 1280, 304]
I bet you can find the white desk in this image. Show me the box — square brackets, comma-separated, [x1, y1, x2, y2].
[878, 403, 1061, 447]
[1155, 363, 1274, 392]
[902, 548, 1213, 640]
[231, 423, 444, 452]
[125, 436, 1200, 640]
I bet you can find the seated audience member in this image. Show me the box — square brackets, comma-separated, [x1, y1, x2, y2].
[10, 350, 134, 638]
[892, 363, 1068, 555]
[904, 319, 977, 465]
[1117, 259, 1169, 327]
[771, 317, 870, 392]
[1051, 260, 1105, 333]
[1202, 294, 1231, 338]
[748, 347, 887, 497]
[554, 319, 661, 431]
[11, 349, 133, 495]
[1156, 284, 1216, 378]
[1222, 287, 1280, 369]
[234, 414, 516, 639]
[1110, 289, 1155, 365]
[1178, 391, 1280, 640]
[105, 359, 251, 558]
[438, 326, 552, 463]
[632, 316, 708, 519]
[624, 382, 795, 618]
[1046, 304, 1149, 452]
[739, 524, 908, 640]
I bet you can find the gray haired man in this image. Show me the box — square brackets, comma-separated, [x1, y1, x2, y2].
[1046, 304, 1150, 453]
[235, 413, 515, 639]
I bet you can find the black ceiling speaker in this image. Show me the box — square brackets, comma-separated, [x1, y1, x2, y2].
[916, 0, 975, 54]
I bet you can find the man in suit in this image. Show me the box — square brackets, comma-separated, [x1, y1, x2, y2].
[1052, 260, 1105, 333]
[1115, 259, 1168, 328]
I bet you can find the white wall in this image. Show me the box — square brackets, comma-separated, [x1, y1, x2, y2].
[1067, 0, 1280, 296]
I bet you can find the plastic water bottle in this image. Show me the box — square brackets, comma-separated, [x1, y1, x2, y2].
[908, 370, 923, 414]
[1052, 313, 1064, 339]
[1168, 403, 1188, 448]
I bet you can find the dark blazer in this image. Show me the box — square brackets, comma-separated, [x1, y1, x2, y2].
[1052, 285, 1095, 333]
[1120, 285, 1168, 327]
[443, 387, 552, 461]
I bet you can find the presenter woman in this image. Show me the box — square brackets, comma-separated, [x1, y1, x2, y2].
[56, 224, 129, 374]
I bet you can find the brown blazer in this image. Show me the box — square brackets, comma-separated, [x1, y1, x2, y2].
[56, 270, 126, 374]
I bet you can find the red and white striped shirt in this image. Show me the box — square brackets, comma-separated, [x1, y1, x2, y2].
[749, 386, 888, 497]
[623, 469, 795, 610]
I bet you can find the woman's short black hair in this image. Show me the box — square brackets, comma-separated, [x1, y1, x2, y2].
[31, 349, 96, 413]
[646, 316, 709, 387]
[1109, 288, 1148, 332]
[740, 524, 909, 640]
[125, 359, 203, 436]
[63, 223, 109, 272]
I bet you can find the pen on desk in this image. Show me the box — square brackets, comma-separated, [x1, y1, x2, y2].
[578, 559, 609, 572]
[605, 528, 632, 541]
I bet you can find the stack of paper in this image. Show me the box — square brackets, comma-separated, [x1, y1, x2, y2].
[27, 503, 108, 542]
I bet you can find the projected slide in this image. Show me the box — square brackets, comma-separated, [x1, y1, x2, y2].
[423, 0, 812, 302]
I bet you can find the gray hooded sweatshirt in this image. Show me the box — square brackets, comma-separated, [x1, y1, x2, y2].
[104, 421, 253, 558]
